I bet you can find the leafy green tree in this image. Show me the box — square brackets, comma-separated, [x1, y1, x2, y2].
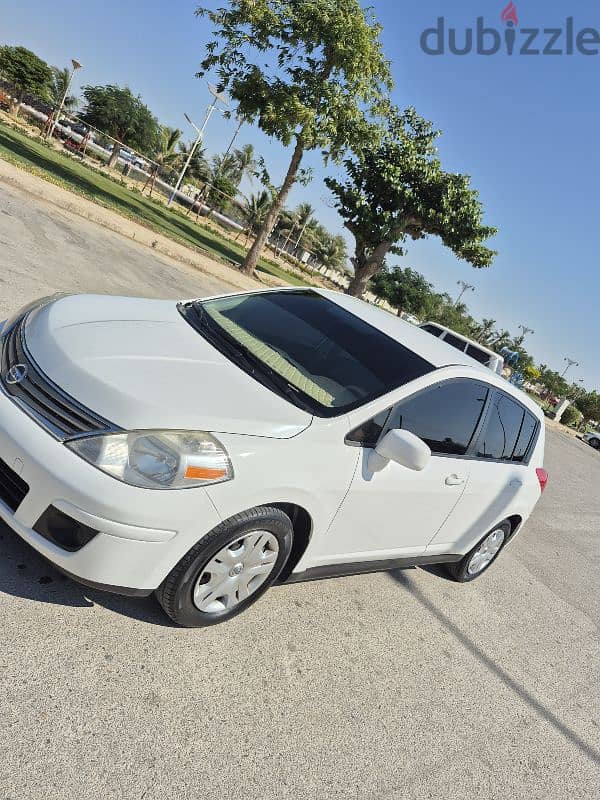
[370, 266, 434, 317]
[326, 108, 497, 297]
[155, 126, 183, 169]
[0, 45, 52, 116]
[80, 84, 160, 168]
[196, 0, 392, 276]
[575, 391, 600, 424]
[49, 66, 78, 112]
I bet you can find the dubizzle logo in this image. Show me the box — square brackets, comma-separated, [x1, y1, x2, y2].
[420, 3, 600, 56]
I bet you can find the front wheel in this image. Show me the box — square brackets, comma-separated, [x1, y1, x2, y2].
[588, 438, 600, 450]
[156, 507, 293, 627]
[446, 521, 511, 582]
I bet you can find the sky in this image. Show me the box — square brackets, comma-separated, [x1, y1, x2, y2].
[3, 0, 599, 387]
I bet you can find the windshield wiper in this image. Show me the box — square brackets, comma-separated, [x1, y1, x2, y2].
[181, 302, 315, 414]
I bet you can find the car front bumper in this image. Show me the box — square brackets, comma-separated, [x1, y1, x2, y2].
[0, 385, 221, 594]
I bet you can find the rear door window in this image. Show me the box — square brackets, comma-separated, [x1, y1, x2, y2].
[443, 332, 468, 352]
[477, 393, 525, 461]
[421, 324, 443, 337]
[466, 344, 491, 365]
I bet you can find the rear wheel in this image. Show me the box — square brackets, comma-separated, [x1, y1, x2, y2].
[156, 507, 293, 627]
[446, 521, 511, 582]
[589, 438, 600, 449]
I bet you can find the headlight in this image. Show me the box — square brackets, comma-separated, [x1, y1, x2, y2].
[65, 430, 233, 489]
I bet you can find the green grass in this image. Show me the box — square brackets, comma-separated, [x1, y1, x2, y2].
[0, 122, 309, 286]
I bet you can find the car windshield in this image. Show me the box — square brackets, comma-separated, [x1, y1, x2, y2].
[179, 290, 434, 417]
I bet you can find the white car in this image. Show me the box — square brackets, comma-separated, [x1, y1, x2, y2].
[582, 431, 600, 449]
[420, 322, 505, 375]
[0, 290, 547, 627]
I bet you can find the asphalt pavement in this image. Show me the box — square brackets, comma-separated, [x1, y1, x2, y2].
[0, 180, 598, 799]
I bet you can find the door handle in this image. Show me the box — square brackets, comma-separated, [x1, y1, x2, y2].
[445, 474, 466, 486]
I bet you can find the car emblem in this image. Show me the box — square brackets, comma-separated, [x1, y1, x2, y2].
[6, 363, 28, 384]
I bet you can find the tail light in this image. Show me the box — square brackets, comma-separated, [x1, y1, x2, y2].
[536, 468, 548, 492]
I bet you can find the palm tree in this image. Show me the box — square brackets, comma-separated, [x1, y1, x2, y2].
[472, 318, 497, 345]
[49, 66, 78, 113]
[312, 231, 347, 271]
[236, 191, 273, 243]
[176, 140, 210, 184]
[231, 144, 258, 186]
[143, 126, 183, 196]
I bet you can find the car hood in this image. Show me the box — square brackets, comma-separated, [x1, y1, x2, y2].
[24, 294, 312, 438]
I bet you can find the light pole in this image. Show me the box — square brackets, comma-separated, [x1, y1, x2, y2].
[455, 280, 475, 306]
[47, 58, 82, 139]
[518, 324, 534, 340]
[562, 357, 579, 378]
[167, 84, 228, 208]
[222, 112, 245, 159]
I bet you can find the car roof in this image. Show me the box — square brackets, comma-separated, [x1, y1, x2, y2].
[315, 289, 487, 371]
[420, 321, 500, 358]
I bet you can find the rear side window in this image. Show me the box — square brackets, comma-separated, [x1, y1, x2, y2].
[421, 324, 443, 337]
[477, 393, 528, 461]
[443, 332, 468, 352]
[466, 344, 492, 365]
[390, 380, 489, 456]
[513, 412, 538, 462]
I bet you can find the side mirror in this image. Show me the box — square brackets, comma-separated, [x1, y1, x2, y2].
[368, 429, 431, 473]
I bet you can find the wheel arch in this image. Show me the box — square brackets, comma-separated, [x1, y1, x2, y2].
[267, 502, 313, 581]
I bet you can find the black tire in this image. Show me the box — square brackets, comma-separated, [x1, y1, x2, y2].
[446, 520, 511, 583]
[589, 438, 600, 450]
[155, 506, 293, 627]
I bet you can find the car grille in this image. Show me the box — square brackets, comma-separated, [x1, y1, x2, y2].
[0, 455, 29, 511]
[1, 315, 117, 440]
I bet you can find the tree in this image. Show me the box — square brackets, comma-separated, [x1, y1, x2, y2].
[177, 140, 210, 183]
[575, 391, 600, 425]
[325, 107, 497, 297]
[196, 0, 392, 276]
[0, 45, 52, 116]
[311, 230, 347, 271]
[231, 144, 258, 186]
[80, 84, 160, 168]
[370, 266, 434, 317]
[49, 66, 78, 113]
[236, 190, 273, 242]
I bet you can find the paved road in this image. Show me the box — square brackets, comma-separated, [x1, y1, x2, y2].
[0, 181, 598, 799]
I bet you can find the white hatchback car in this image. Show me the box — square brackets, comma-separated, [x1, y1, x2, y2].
[0, 290, 547, 626]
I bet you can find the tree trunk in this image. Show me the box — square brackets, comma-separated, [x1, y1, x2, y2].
[107, 141, 121, 169]
[242, 137, 304, 276]
[345, 242, 392, 298]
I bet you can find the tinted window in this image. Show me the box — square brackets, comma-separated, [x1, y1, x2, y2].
[466, 343, 492, 365]
[421, 324, 443, 337]
[182, 291, 434, 417]
[346, 408, 392, 447]
[513, 412, 538, 462]
[390, 380, 489, 456]
[443, 332, 468, 352]
[478, 394, 525, 460]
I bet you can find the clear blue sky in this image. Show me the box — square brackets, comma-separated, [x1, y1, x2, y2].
[4, 0, 599, 387]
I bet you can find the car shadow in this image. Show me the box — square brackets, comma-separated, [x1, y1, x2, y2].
[387, 568, 600, 766]
[0, 520, 175, 627]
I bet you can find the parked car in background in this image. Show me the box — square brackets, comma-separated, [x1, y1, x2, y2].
[582, 431, 600, 449]
[420, 322, 504, 375]
[0, 290, 546, 627]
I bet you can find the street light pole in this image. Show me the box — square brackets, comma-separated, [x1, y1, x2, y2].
[455, 280, 475, 306]
[222, 113, 245, 159]
[47, 58, 82, 140]
[561, 357, 579, 378]
[167, 84, 228, 208]
[518, 324, 535, 340]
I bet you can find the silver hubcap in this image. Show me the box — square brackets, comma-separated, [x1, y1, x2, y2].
[193, 531, 279, 613]
[467, 529, 505, 576]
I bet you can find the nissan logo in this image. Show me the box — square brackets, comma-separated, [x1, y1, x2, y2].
[6, 363, 28, 385]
